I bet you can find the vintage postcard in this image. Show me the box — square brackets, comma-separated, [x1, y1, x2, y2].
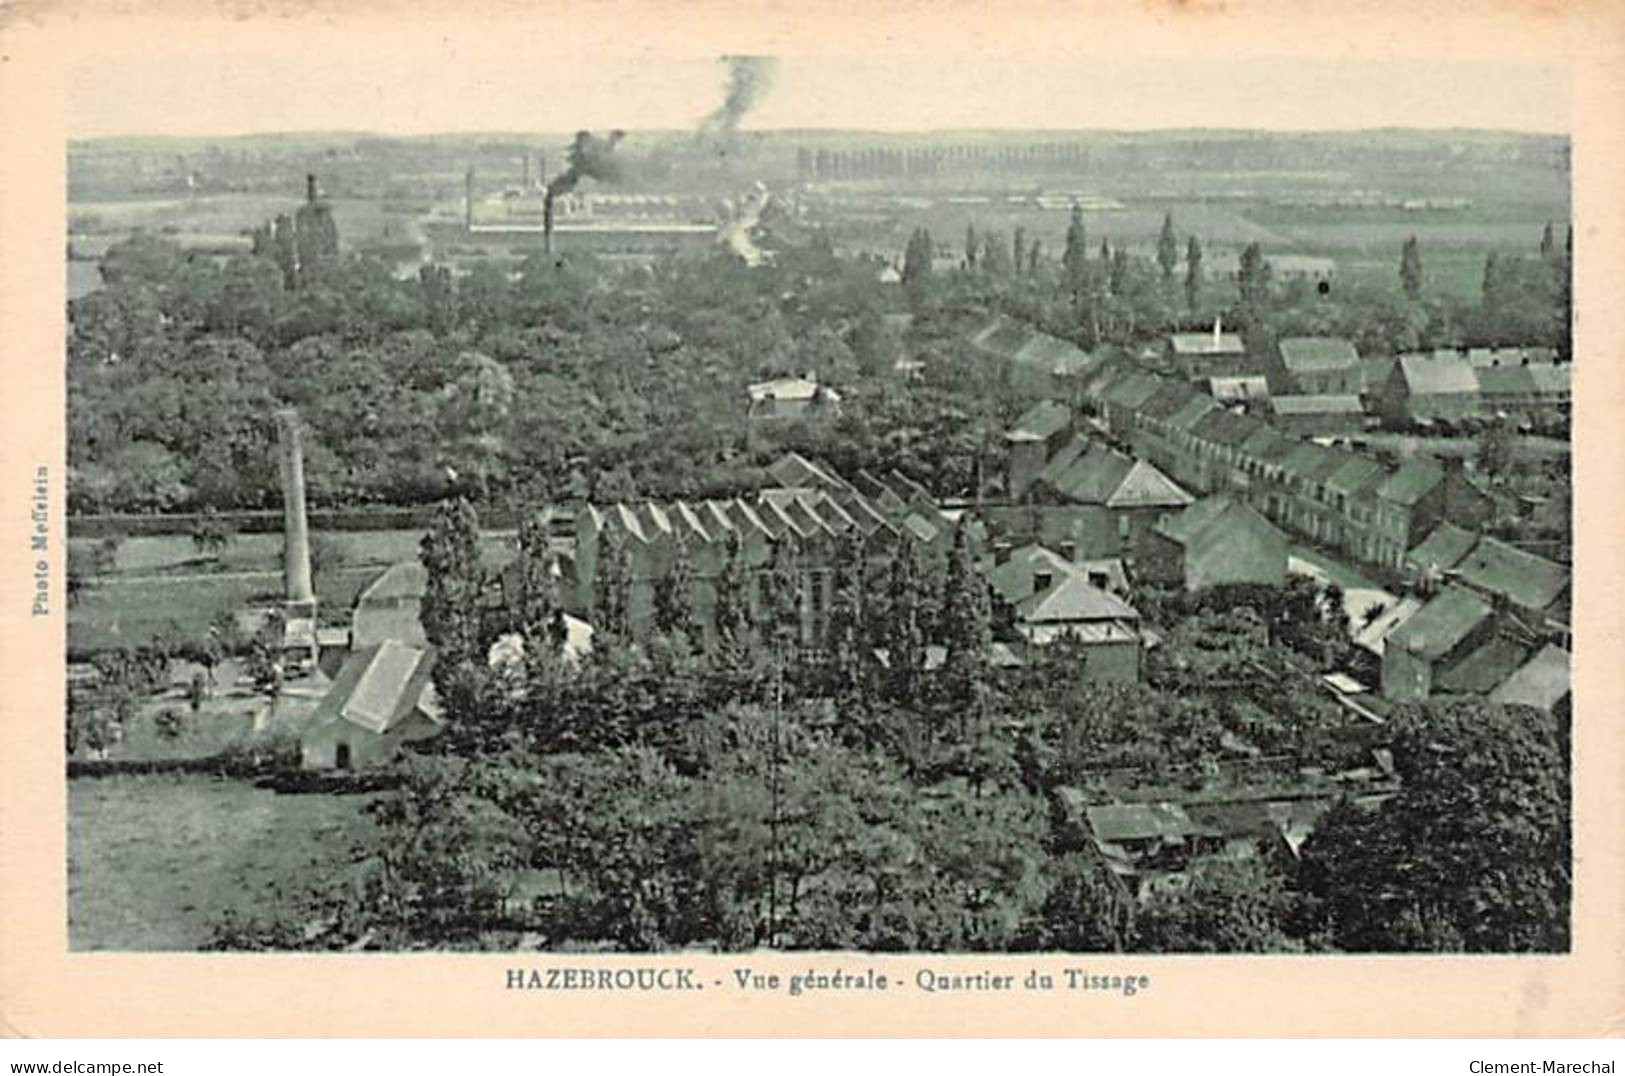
[1, 0, 1622, 1039]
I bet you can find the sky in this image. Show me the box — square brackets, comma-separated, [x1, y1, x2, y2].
[65, 41, 1572, 139]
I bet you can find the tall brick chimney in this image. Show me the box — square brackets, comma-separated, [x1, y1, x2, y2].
[275, 409, 315, 607]
[306, 173, 318, 204]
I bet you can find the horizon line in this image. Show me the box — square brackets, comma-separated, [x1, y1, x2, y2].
[70, 124, 1572, 144]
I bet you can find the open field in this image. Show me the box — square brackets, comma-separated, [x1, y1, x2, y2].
[68, 774, 377, 950]
[67, 528, 520, 653]
[68, 193, 411, 245]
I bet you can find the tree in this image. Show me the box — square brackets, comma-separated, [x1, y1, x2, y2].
[1040, 852, 1135, 951]
[1012, 228, 1027, 278]
[513, 505, 565, 675]
[438, 351, 515, 502]
[980, 231, 1009, 277]
[1026, 240, 1041, 277]
[653, 534, 700, 644]
[1539, 220, 1556, 260]
[1156, 212, 1178, 281]
[1133, 859, 1300, 953]
[1299, 700, 1570, 952]
[1481, 252, 1500, 306]
[362, 755, 530, 944]
[308, 533, 346, 591]
[1184, 236, 1203, 312]
[93, 533, 123, 576]
[964, 223, 979, 271]
[714, 531, 751, 652]
[822, 533, 871, 703]
[901, 228, 934, 304]
[420, 496, 484, 671]
[939, 527, 993, 737]
[879, 546, 928, 702]
[1400, 235, 1423, 300]
[595, 535, 634, 642]
[1476, 419, 1514, 481]
[1062, 204, 1089, 308]
[189, 507, 235, 562]
[1108, 248, 1129, 298]
[1237, 242, 1272, 315]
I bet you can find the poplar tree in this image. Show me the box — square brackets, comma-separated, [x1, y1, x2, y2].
[1400, 236, 1423, 300]
[420, 496, 484, 671]
[653, 534, 699, 643]
[713, 531, 751, 651]
[515, 505, 563, 665]
[594, 535, 633, 642]
[1157, 212, 1179, 281]
[881, 546, 927, 701]
[1063, 204, 1089, 306]
[1238, 242, 1272, 314]
[940, 527, 992, 734]
[1185, 235, 1204, 312]
[823, 533, 869, 702]
[1109, 248, 1129, 298]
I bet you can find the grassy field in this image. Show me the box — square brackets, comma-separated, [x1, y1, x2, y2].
[67, 528, 519, 653]
[68, 774, 378, 950]
[67, 194, 411, 247]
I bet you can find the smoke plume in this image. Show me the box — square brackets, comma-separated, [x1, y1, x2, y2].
[700, 55, 778, 143]
[544, 129, 625, 253]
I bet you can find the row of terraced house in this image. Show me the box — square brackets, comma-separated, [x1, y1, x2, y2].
[1086, 362, 1499, 575]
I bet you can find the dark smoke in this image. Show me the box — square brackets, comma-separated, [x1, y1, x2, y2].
[700, 55, 777, 144]
[544, 129, 625, 253]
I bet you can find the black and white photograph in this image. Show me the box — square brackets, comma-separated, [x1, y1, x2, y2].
[52, 19, 1580, 968]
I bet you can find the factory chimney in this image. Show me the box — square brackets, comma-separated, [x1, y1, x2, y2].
[522, 152, 530, 189]
[275, 409, 315, 607]
[306, 173, 318, 204]
[465, 165, 475, 232]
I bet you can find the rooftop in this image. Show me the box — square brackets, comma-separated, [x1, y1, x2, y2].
[1454, 535, 1570, 613]
[1169, 332, 1245, 356]
[1016, 574, 1140, 625]
[1086, 802, 1208, 844]
[1374, 458, 1445, 507]
[1406, 523, 1480, 575]
[312, 640, 441, 736]
[1387, 586, 1493, 662]
[1490, 643, 1572, 712]
[1396, 354, 1480, 396]
[1278, 336, 1359, 372]
[1050, 445, 1193, 509]
[1269, 394, 1365, 416]
[1010, 400, 1073, 441]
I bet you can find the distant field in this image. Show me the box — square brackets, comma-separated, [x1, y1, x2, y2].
[66, 194, 414, 252]
[827, 199, 1293, 262]
[68, 774, 377, 950]
[1336, 248, 1503, 303]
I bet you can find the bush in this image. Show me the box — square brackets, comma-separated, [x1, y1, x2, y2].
[155, 707, 186, 740]
[211, 733, 302, 777]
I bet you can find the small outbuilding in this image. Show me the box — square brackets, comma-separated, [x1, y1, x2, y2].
[301, 640, 443, 770]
